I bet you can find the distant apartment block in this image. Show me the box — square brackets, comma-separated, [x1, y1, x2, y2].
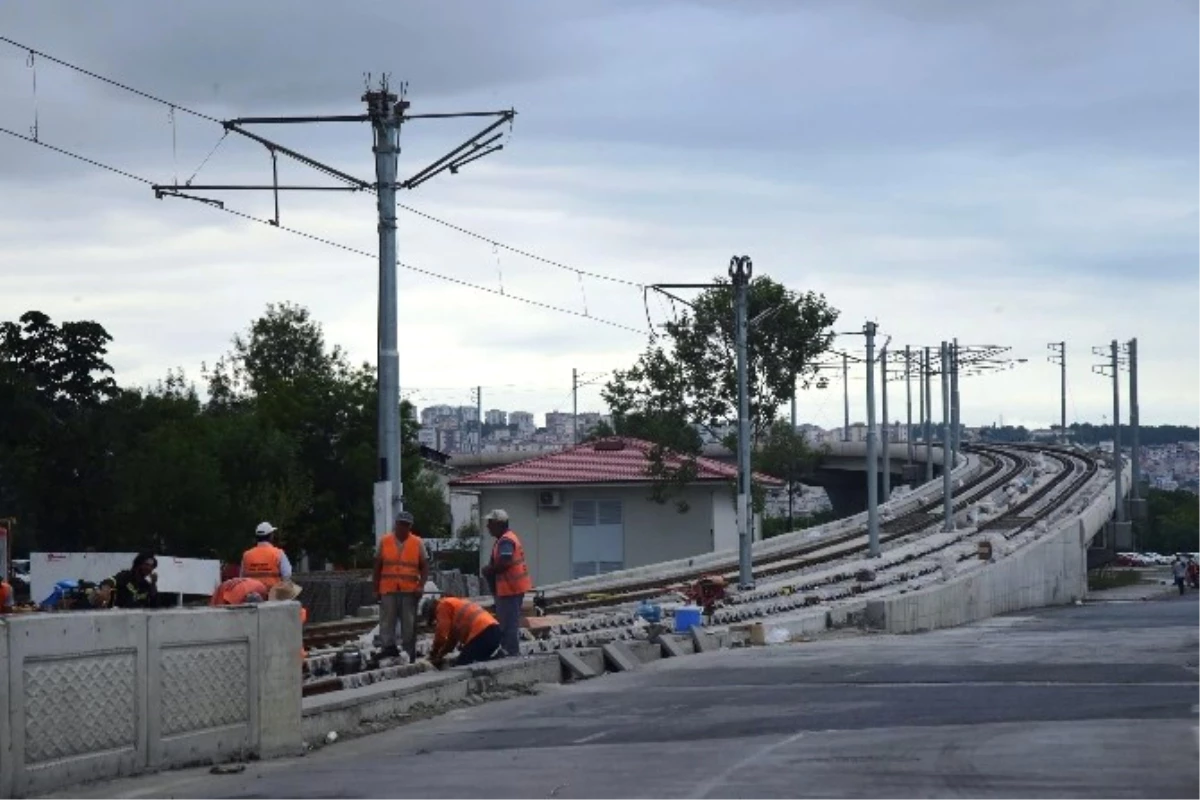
[484, 409, 507, 426]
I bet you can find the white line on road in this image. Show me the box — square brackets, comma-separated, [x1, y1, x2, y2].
[573, 730, 610, 744]
[689, 731, 805, 799]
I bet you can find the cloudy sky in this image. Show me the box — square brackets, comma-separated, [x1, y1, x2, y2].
[1, 0, 1196, 430]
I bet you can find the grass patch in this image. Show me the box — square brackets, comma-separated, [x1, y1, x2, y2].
[1087, 569, 1143, 591]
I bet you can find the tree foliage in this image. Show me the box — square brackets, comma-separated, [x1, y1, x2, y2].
[0, 304, 449, 567]
[602, 274, 838, 506]
[1138, 489, 1199, 555]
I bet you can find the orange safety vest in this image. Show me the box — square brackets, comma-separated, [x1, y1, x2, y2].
[491, 530, 532, 596]
[378, 533, 424, 594]
[210, 577, 268, 606]
[241, 543, 284, 588]
[437, 596, 496, 648]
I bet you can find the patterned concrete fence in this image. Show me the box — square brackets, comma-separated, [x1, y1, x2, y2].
[0, 603, 303, 798]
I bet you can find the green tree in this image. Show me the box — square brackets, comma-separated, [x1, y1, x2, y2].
[1139, 488, 1199, 554]
[603, 274, 838, 506]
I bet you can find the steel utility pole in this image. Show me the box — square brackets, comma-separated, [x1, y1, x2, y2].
[842, 352, 851, 442]
[152, 79, 515, 538]
[940, 341, 954, 531]
[864, 322, 880, 558]
[924, 346, 934, 483]
[1092, 341, 1125, 524]
[1047, 342, 1067, 443]
[731, 256, 755, 589]
[789, 371, 798, 531]
[950, 338, 961, 465]
[905, 345, 914, 467]
[367, 86, 405, 515]
[880, 345, 890, 502]
[1128, 338, 1140, 499]
[572, 368, 579, 445]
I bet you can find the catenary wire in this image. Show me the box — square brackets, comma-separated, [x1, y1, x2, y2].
[0, 126, 647, 335]
[0, 36, 645, 291]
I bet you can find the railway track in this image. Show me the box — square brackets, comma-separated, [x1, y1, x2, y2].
[540, 446, 1022, 615]
[302, 443, 1108, 685]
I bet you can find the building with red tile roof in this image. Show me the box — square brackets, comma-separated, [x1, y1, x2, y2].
[451, 438, 782, 586]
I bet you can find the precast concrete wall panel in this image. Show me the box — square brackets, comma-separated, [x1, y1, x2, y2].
[4, 610, 148, 797]
[147, 608, 259, 769]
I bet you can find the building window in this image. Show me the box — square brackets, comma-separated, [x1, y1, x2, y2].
[571, 499, 624, 579]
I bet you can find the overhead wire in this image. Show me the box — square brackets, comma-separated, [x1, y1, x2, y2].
[0, 125, 646, 334]
[0, 35, 646, 297]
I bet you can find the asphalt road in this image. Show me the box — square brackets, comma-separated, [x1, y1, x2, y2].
[57, 594, 1198, 799]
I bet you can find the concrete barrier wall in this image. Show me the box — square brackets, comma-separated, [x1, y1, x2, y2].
[0, 603, 303, 798]
[864, 464, 1127, 634]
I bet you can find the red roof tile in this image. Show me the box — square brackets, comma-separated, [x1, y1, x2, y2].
[449, 437, 784, 487]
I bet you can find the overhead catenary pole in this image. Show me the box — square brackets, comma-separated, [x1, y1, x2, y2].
[905, 345, 914, 467]
[864, 322, 880, 557]
[1128, 338, 1140, 500]
[950, 338, 960, 465]
[1110, 340, 1125, 524]
[940, 341, 954, 531]
[924, 347, 934, 483]
[367, 83, 405, 522]
[842, 352, 851, 442]
[572, 368, 579, 445]
[731, 256, 755, 589]
[789, 371, 798, 531]
[880, 346, 890, 502]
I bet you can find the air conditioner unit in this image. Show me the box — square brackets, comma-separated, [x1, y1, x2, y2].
[538, 490, 562, 509]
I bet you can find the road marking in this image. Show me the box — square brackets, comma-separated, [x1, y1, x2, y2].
[689, 731, 805, 799]
[573, 730, 610, 744]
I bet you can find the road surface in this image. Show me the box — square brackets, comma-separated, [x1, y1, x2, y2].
[54, 594, 1198, 799]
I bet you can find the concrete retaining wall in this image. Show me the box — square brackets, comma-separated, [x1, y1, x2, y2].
[0, 603, 303, 798]
[863, 464, 1127, 634]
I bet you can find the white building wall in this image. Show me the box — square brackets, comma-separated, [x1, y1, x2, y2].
[475, 484, 731, 586]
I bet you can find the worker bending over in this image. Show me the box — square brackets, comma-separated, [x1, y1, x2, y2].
[240, 521, 291, 589]
[481, 509, 531, 657]
[211, 577, 270, 606]
[421, 594, 502, 668]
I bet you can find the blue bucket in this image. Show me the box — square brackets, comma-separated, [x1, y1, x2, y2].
[674, 605, 702, 633]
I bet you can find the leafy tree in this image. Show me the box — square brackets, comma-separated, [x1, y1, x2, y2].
[603, 274, 838, 507]
[1138, 489, 1199, 554]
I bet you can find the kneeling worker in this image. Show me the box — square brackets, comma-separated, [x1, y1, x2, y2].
[210, 576, 270, 606]
[421, 594, 502, 669]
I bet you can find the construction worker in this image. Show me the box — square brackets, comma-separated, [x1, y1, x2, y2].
[1, 578, 13, 613]
[373, 511, 429, 661]
[112, 552, 161, 609]
[210, 576, 270, 606]
[481, 509, 532, 657]
[39, 578, 115, 611]
[421, 594, 502, 668]
[240, 521, 292, 589]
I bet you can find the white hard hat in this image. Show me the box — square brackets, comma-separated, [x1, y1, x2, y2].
[255, 522, 277, 537]
[484, 509, 509, 523]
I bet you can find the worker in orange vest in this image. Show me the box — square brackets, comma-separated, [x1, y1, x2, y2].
[373, 511, 429, 661]
[481, 508, 532, 658]
[210, 576, 270, 606]
[420, 594, 502, 668]
[240, 521, 292, 589]
[1, 578, 13, 614]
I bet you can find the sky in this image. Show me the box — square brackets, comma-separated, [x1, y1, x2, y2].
[0, 0, 1196, 432]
